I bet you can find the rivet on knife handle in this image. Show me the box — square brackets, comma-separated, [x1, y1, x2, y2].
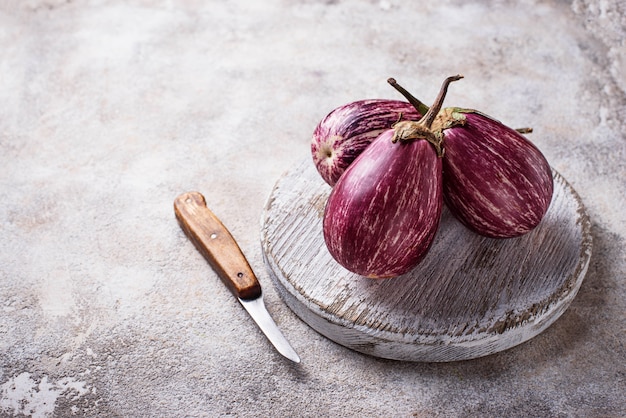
[174, 191, 261, 300]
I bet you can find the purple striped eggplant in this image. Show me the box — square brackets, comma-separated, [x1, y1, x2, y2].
[435, 108, 553, 238]
[323, 76, 462, 278]
[311, 99, 424, 186]
[388, 80, 554, 238]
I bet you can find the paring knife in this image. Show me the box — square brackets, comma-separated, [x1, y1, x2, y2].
[173, 191, 300, 363]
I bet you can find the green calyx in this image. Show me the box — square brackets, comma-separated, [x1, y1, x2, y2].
[431, 107, 468, 132]
[391, 120, 445, 157]
[430, 107, 532, 135]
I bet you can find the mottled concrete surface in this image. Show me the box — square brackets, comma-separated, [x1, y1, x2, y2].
[1, 0, 624, 417]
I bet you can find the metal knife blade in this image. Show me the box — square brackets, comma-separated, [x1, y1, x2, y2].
[239, 297, 300, 363]
[173, 191, 300, 363]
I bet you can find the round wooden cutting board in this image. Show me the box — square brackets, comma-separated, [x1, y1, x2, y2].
[261, 158, 592, 362]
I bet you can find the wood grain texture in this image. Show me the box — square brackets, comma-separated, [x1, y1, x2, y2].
[174, 191, 262, 300]
[261, 158, 592, 362]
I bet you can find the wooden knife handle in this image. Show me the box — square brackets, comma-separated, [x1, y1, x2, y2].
[174, 191, 262, 300]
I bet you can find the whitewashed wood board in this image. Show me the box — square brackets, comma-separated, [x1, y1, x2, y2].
[261, 158, 592, 362]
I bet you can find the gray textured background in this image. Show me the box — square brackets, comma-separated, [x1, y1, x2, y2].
[1, 0, 624, 416]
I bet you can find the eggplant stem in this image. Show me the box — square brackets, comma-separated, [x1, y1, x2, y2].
[387, 78, 430, 116]
[419, 75, 463, 129]
[388, 75, 462, 158]
[388, 75, 463, 129]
